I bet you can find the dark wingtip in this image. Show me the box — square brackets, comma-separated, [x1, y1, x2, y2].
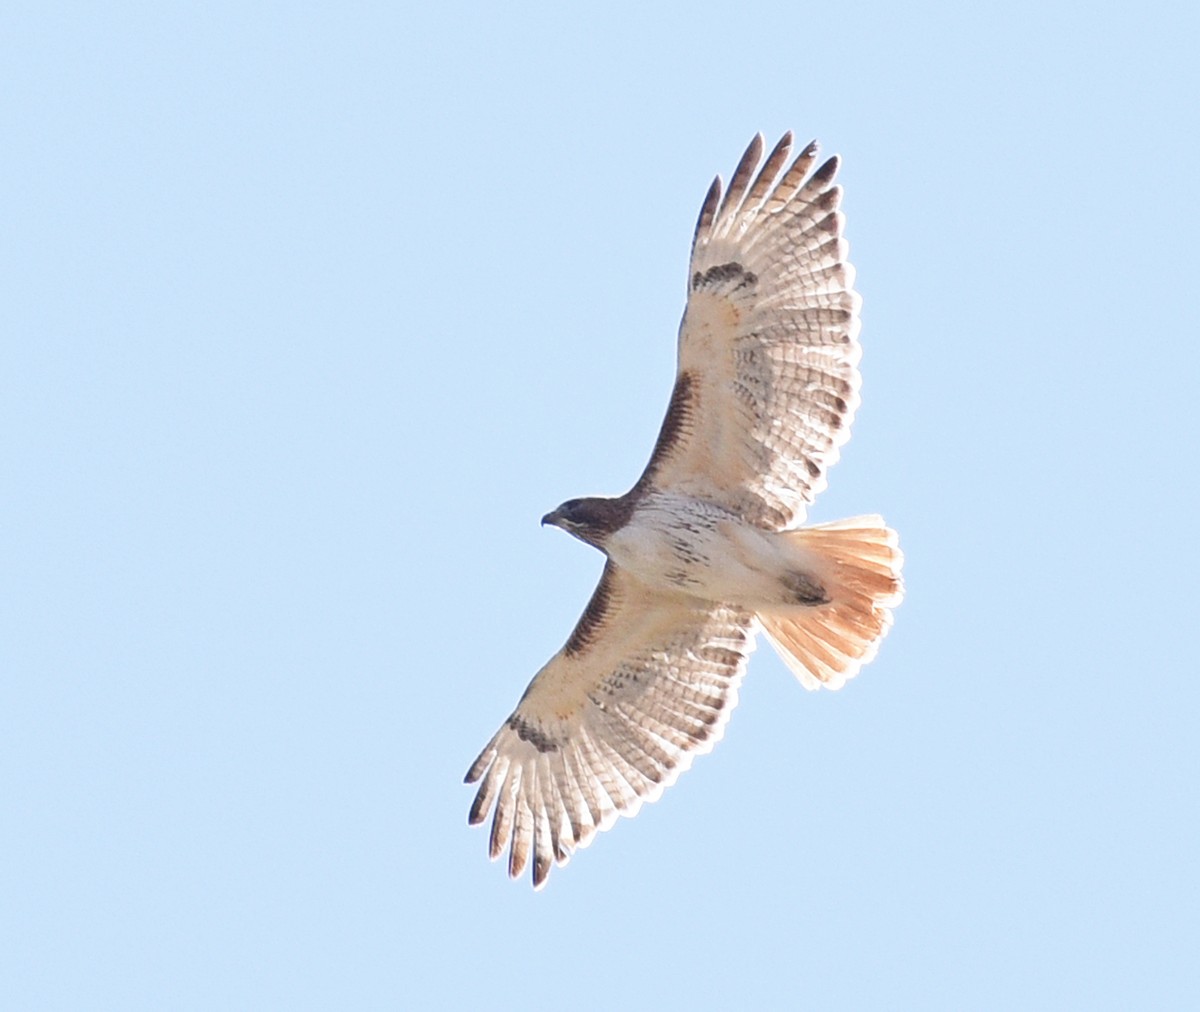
[464, 745, 493, 784]
[532, 852, 551, 890]
[767, 131, 794, 167]
[716, 134, 766, 222]
[693, 174, 722, 244]
[468, 785, 490, 824]
[813, 154, 840, 185]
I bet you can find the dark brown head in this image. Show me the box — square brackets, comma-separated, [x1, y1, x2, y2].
[541, 496, 629, 550]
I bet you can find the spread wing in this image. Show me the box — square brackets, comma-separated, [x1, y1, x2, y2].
[465, 563, 756, 889]
[635, 133, 863, 530]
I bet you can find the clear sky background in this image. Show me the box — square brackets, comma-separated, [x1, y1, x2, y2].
[4, 2, 1198, 1008]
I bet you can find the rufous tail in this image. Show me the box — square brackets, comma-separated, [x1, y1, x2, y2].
[758, 515, 904, 691]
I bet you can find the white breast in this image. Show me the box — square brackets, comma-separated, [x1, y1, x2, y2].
[606, 494, 785, 605]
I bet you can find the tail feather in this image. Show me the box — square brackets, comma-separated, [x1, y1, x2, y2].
[758, 515, 903, 691]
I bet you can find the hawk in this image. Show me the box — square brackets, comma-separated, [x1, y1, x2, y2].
[466, 133, 903, 888]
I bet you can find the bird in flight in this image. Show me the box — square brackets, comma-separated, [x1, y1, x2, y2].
[466, 133, 903, 889]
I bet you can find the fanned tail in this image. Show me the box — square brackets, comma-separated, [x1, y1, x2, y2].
[758, 515, 903, 691]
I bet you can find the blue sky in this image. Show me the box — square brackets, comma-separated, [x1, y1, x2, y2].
[4, 2, 1198, 1008]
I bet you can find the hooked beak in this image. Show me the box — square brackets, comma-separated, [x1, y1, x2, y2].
[541, 509, 562, 528]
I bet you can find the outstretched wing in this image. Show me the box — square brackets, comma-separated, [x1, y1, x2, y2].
[465, 563, 755, 889]
[635, 133, 863, 530]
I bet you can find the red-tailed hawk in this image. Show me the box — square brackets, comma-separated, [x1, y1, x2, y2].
[466, 133, 903, 888]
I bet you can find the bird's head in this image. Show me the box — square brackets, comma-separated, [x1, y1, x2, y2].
[541, 496, 626, 550]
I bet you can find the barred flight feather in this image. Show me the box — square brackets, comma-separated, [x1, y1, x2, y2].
[636, 135, 866, 531]
[466, 566, 755, 889]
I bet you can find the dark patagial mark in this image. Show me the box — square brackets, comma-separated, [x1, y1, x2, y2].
[635, 371, 696, 492]
[783, 571, 829, 605]
[506, 714, 559, 754]
[691, 261, 758, 293]
[564, 564, 617, 657]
